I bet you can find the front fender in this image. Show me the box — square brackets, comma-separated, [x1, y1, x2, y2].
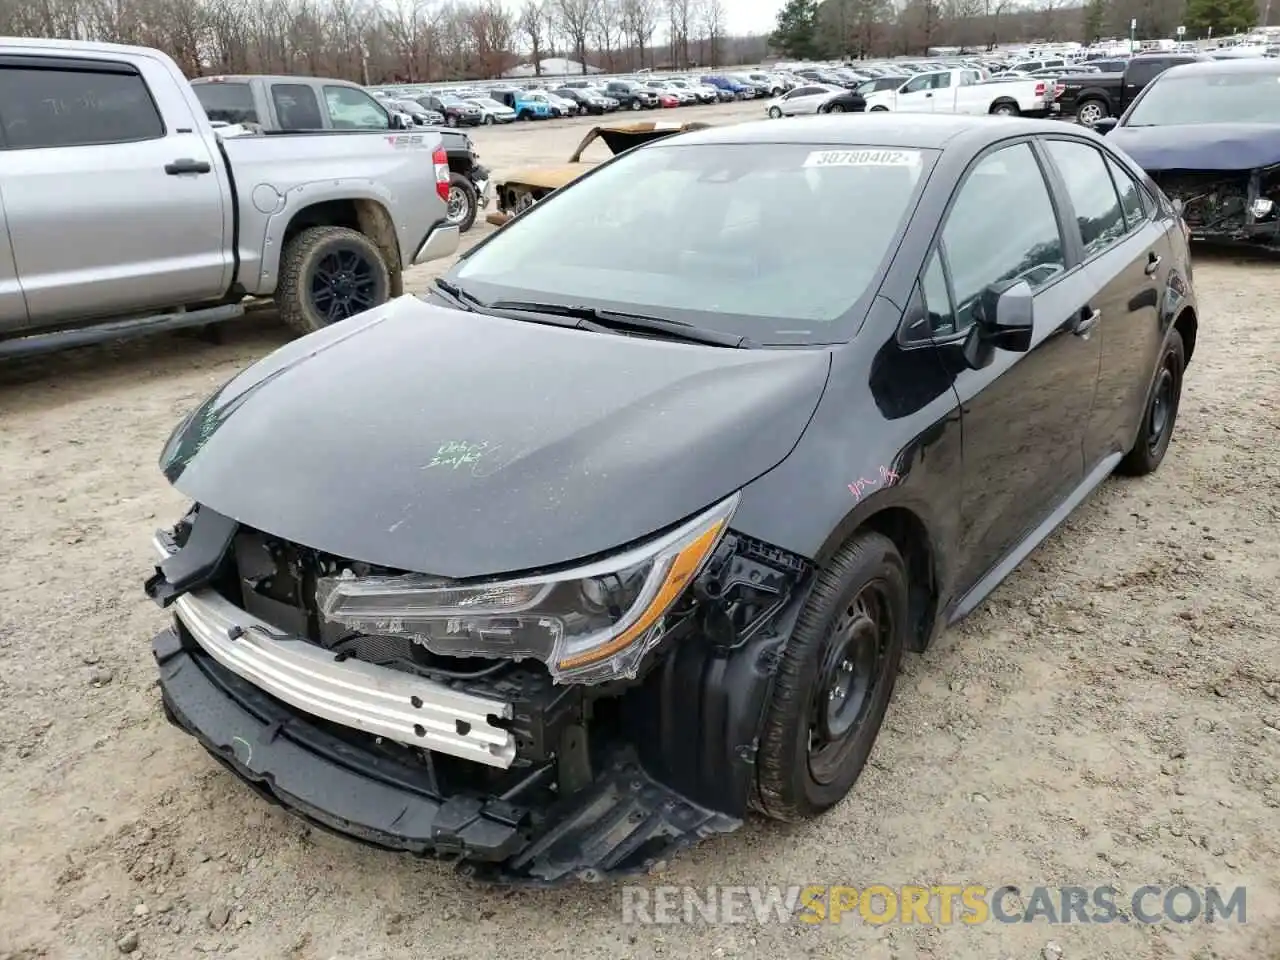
[254, 179, 401, 294]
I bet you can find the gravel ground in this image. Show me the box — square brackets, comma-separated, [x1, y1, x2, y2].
[1, 104, 1278, 960]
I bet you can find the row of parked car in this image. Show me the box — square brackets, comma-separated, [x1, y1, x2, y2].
[369, 70, 807, 127]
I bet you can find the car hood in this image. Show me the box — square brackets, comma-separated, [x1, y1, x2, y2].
[161, 297, 831, 579]
[1109, 123, 1280, 172]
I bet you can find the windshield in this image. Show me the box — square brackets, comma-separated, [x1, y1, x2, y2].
[1126, 70, 1280, 125]
[451, 142, 932, 345]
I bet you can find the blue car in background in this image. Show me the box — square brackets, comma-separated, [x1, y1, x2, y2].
[491, 87, 553, 120]
[700, 75, 753, 99]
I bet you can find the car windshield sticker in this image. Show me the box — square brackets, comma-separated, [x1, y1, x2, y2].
[803, 149, 922, 167]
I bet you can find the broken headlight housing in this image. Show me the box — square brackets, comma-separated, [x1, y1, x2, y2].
[315, 493, 738, 684]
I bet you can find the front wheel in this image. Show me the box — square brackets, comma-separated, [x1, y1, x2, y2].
[482, 114, 495, 125]
[275, 226, 390, 337]
[828, 103, 846, 113]
[768, 106, 783, 119]
[1118, 331, 1185, 476]
[445, 172, 478, 232]
[753, 531, 907, 822]
[630, 99, 642, 111]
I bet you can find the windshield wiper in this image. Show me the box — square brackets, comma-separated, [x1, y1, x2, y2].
[487, 300, 756, 348]
[432, 281, 607, 331]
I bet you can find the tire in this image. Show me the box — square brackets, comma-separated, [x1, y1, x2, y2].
[869, 105, 888, 112]
[990, 99, 1020, 116]
[829, 103, 846, 113]
[482, 114, 495, 125]
[768, 106, 783, 119]
[518, 109, 531, 121]
[1117, 331, 1185, 476]
[630, 99, 642, 110]
[753, 531, 907, 822]
[446, 113, 458, 127]
[1075, 99, 1108, 127]
[445, 172, 478, 233]
[275, 226, 391, 337]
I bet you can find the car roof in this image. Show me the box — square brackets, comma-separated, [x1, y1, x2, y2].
[1162, 56, 1280, 76]
[670, 113, 1079, 151]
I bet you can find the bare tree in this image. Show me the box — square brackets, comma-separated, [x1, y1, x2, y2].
[693, 0, 726, 66]
[519, 0, 547, 74]
[553, 0, 598, 73]
[620, 0, 659, 68]
[667, 0, 691, 66]
[590, 0, 623, 69]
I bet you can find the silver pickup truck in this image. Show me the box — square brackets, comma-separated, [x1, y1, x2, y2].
[0, 38, 459, 359]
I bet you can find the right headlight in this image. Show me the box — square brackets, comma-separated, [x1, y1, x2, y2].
[315, 493, 738, 684]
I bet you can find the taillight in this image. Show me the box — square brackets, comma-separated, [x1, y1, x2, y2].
[1054, 82, 1065, 100]
[1034, 81, 1046, 97]
[432, 147, 449, 203]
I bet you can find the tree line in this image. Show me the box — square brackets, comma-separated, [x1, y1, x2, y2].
[0, 0, 773, 83]
[774, 0, 1261, 59]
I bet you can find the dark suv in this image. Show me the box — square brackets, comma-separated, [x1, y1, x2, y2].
[604, 80, 659, 110]
[417, 93, 483, 127]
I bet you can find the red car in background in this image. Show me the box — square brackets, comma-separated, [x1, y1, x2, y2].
[657, 92, 680, 108]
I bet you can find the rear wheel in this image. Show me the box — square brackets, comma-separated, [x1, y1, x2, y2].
[1075, 99, 1108, 127]
[869, 104, 888, 112]
[753, 531, 907, 822]
[990, 99, 1020, 116]
[829, 103, 846, 113]
[1118, 332, 1185, 476]
[445, 173, 478, 233]
[276, 226, 390, 337]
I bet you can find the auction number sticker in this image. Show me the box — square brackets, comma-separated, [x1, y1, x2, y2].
[803, 149, 921, 167]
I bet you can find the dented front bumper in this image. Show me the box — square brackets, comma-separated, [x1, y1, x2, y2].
[153, 627, 738, 883]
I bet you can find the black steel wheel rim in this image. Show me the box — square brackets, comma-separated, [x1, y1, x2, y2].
[1148, 364, 1175, 452]
[309, 246, 378, 323]
[807, 580, 894, 785]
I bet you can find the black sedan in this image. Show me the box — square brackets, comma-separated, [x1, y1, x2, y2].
[146, 115, 1197, 885]
[1096, 57, 1280, 248]
[817, 87, 867, 113]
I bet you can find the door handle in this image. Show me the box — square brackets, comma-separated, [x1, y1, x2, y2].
[165, 158, 212, 175]
[1144, 251, 1162, 276]
[1074, 307, 1101, 337]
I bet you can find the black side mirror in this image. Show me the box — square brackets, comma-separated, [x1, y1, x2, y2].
[1093, 117, 1118, 134]
[963, 279, 1035, 369]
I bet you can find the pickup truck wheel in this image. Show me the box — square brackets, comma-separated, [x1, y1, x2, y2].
[1076, 100, 1108, 127]
[752, 531, 907, 822]
[989, 99, 1020, 116]
[630, 100, 642, 110]
[446, 173, 478, 232]
[277, 226, 390, 336]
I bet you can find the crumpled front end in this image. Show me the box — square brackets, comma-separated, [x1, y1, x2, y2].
[1151, 165, 1280, 247]
[147, 502, 811, 885]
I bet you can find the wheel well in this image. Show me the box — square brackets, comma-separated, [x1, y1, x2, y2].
[858, 507, 937, 653]
[282, 199, 403, 297]
[989, 97, 1017, 111]
[449, 156, 473, 176]
[1174, 306, 1197, 365]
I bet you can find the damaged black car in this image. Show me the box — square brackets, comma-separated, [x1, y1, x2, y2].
[1098, 58, 1280, 248]
[146, 116, 1197, 885]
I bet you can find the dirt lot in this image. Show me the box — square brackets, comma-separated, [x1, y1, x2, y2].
[1, 103, 1278, 960]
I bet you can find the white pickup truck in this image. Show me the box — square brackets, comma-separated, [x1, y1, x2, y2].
[861, 68, 1056, 118]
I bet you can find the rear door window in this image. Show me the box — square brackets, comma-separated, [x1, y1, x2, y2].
[270, 84, 324, 130]
[323, 85, 389, 129]
[1043, 139, 1128, 257]
[193, 81, 257, 125]
[1, 63, 164, 148]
